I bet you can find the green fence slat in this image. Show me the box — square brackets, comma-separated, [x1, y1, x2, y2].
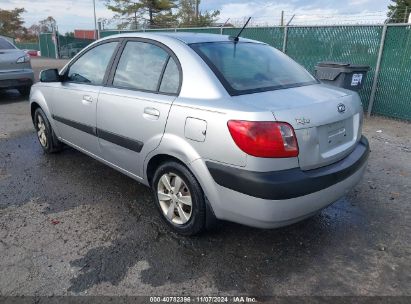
[39, 33, 50, 57]
[145, 28, 175, 32]
[40, 32, 95, 59]
[285, 26, 383, 111]
[223, 27, 284, 50]
[57, 34, 94, 59]
[100, 31, 121, 37]
[176, 28, 221, 34]
[372, 26, 411, 120]
[15, 42, 40, 51]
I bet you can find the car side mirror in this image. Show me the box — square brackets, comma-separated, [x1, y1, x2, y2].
[40, 69, 61, 82]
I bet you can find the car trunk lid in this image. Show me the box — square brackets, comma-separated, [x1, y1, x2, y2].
[0, 49, 26, 72]
[232, 84, 363, 170]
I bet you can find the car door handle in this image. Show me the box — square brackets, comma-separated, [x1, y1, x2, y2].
[82, 95, 93, 103]
[143, 107, 160, 119]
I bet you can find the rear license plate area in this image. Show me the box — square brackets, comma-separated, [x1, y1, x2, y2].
[327, 120, 348, 147]
[318, 118, 353, 153]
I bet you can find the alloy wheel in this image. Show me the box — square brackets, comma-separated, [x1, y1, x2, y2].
[157, 172, 192, 225]
[36, 114, 47, 147]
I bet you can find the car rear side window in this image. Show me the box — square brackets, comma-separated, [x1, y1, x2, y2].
[159, 57, 180, 94]
[0, 38, 15, 49]
[67, 41, 118, 85]
[191, 42, 318, 96]
[113, 41, 170, 92]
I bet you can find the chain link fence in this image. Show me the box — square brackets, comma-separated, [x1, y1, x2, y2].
[372, 25, 411, 120]
[15, 42, 40, 51]
[38, 24, 411, 121]
[39, 33, 94, 59]
[285, 26, 383, 111]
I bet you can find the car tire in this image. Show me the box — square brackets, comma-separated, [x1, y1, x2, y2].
[152, 161, 206, 236]
[33, 108, 63, 153]
[18, 86, 31, 96]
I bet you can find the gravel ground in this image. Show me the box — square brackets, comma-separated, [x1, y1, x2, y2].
[0, 58, 410, 297]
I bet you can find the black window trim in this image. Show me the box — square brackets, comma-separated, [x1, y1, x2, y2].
[59, 38, 123, 87]
[156, 55, 171, 92]
[189, 41, 319, 97]
[106, 37, 183, 97]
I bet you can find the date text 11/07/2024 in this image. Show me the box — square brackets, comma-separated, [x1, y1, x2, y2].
[149, 296, 258, 303]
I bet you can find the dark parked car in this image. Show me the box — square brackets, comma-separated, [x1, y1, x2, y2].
[0, 37, 34, 95]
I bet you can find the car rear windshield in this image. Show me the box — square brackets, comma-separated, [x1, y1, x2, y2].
[0, 38, 16, 50]
[190, 42, 318, 95]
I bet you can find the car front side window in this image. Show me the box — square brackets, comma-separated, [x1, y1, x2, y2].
[113, 41, 171, 92]
[66, 41, 118, 85]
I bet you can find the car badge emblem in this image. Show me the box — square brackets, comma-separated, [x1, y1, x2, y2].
[338, 103, 346, 113]
[295, 117, 311, 125]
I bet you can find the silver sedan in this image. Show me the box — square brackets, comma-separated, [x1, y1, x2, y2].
[30, 33, 369, 235]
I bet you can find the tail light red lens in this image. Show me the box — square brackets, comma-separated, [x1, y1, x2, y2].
[227, 120, 299, 158]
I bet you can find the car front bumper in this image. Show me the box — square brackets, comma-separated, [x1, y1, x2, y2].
[0, 69, 34, 89]
[200, 136, 370, 228]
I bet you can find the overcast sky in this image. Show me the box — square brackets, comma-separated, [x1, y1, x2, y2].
[1, 0, 391, 33]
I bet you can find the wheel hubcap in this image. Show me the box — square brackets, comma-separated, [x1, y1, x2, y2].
[36, 115, 47, 147]
[157, 173, 192, 225]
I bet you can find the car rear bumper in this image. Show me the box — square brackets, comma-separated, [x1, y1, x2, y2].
[201, 136, 369, 228]
[0, 69, 34, 89]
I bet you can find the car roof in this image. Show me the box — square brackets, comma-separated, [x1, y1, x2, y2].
[103, 32, 264, 45]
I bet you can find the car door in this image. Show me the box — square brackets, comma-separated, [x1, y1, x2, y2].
[50, 40, 120, 156]
[97, 39, 181, 178]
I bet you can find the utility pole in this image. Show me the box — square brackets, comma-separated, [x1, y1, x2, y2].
[52, 23, 59, 59]
[280, 10, 284, 26]
[368, 24, 387, 117]
[404, 7, 409, 23]
[93, 0, 98, 39]
[195, 0, 199, 20]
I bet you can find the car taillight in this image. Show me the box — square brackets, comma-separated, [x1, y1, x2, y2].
[227, 120, 299, 158]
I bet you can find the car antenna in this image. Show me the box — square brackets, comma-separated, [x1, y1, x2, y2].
[230, 17, 251, 43]
[230, 17, 251, 58]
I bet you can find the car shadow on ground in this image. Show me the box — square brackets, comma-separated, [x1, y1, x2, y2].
[0, 89, 27, 104]
[0, 132, 378, 295]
